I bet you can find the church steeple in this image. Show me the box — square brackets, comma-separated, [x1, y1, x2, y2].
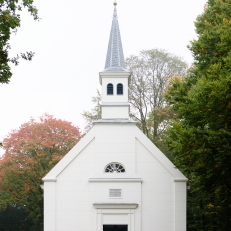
[99, 2, 131, 121]
[103, 1, 128, 73]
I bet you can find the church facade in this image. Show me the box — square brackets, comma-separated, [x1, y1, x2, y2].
[43, 3, 187, 231]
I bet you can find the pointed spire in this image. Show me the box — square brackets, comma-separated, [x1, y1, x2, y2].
[103, 2, 128, 72]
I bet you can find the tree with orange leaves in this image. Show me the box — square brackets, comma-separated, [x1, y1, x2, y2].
[0, 114, 81, 230]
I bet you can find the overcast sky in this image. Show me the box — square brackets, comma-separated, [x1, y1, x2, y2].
[0, 0, 207, 154]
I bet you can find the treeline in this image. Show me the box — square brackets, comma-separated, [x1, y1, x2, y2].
[165, 0, 231, 229]
[0, 205, 36, 231]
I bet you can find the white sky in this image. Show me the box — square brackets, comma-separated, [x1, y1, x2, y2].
[0, 0, 207, 154]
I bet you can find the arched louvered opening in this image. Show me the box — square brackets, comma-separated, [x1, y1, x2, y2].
[107, 83, 113, 95]
[105, 162, 125, 173]
[117, 83, 123, 95]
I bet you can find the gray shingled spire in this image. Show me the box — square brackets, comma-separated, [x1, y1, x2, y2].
[103, 2, 129, 72]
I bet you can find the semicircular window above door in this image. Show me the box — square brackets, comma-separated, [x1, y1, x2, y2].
[105, 162, 125, 173]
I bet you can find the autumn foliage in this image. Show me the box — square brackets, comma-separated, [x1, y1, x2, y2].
[0, 114, 81, 229]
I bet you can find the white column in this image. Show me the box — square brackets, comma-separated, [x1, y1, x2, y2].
[174, 180, 187, 231]
[97, 209, 102, 231]
[130, 209, 135, 231]
[44, 180, 56, 231]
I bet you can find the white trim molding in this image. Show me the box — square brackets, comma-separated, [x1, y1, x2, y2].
[42, 177, 57, 182]
[101, 102, 130, 107]
[99, 72, 131, 85]
[93, 203, 138, 209]
[174, 178, 188, 182]
[89, 177, 143, 182]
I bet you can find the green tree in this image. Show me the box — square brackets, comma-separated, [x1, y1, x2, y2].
[0, 205, 35, 231]
[82, 89, 101, 133]
[0, 0, 38, 84]
[126, 49, 188, 154]
[165, 1, 231, 229]
[0, 114, 81, 230]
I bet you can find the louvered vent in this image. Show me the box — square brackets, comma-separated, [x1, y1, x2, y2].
[109, 189, 122, 198]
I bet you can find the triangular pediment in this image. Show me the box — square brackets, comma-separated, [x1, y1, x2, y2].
[43, 123, 187, 182]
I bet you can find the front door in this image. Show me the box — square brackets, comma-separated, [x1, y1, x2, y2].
[103, 225, 127, 231]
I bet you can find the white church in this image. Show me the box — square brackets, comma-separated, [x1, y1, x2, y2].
[43, 2, 187, 231]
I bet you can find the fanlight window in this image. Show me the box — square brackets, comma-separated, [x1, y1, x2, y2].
[105, 163, 125, 173]
[107, 83, 113, 95]
[117, 83, 123, 95]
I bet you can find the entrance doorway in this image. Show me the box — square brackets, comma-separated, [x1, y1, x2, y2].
[103, 225, 127, 231]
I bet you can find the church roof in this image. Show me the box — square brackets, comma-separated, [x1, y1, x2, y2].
[103, 2, 129, 73]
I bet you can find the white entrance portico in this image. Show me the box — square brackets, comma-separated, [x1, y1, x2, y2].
[90, 175, 141, 231]
[94, 204, 137, 231]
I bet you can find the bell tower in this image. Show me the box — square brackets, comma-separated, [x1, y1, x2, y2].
[99, 1, 131, 120]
